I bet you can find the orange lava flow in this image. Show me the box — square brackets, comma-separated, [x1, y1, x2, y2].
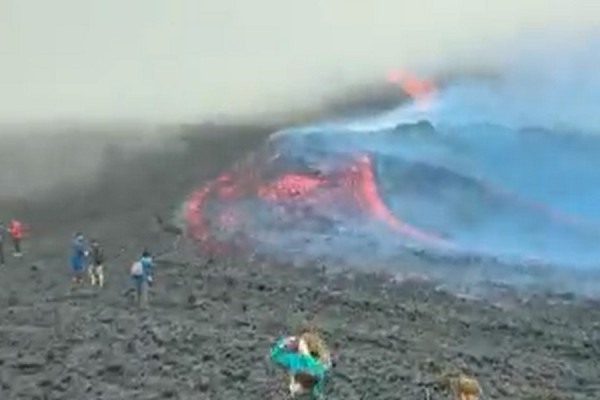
[185, 153, 449, 253]
[386, 68, 436, 110]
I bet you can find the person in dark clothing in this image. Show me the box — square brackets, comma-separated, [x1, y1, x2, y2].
[88, 239, 105, 287]
[0, 221, 5, 265]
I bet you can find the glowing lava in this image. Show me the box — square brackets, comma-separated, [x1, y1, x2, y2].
[386, 68, 436, 109]
[185, 151, 448, 255]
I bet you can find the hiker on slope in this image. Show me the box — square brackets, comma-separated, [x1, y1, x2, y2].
[130, 249, 154, 308]
[70, 232, 88, 286]
[88, 239, 105, 287]
[8, 219, 24, 257]
[0, 221, 5, 265]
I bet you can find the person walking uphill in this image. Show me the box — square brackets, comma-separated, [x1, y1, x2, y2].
[70, 233, 88, 287]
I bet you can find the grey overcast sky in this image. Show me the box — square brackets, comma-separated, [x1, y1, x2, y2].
[1, 0, 598, 123]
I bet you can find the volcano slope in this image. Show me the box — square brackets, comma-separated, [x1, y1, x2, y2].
[0, 123, 599, 400]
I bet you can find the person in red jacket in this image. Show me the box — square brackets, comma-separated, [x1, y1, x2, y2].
[8, 219, 24, 257]
[0, 221, 5, 265]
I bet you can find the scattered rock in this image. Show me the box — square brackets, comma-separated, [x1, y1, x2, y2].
[102, 363, 124, 376]
[196, 376, 211, 392]
[12, 355, 45, 373]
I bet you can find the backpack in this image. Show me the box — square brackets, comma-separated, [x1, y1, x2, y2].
[130, 261, 143, 276]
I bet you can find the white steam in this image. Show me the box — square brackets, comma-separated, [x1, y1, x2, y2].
[1, 0, 599, 123]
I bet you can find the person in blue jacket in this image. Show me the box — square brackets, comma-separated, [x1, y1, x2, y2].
[70, 233, 87, 286]
[130, 249, 154, 307]
[140, 250, 154, 285]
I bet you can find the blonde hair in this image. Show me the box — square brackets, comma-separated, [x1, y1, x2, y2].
[452, 374, 482, 400]
[299, 331, 331, 367]
[290, 332, 329, 395]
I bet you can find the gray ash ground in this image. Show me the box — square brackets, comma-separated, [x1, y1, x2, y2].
[1, 123, 600, 400]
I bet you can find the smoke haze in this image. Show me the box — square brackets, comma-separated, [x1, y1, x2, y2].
[2, 0, 599, 123]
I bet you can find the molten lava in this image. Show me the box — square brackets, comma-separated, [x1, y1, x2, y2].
[185, 152, 448, 254]
[386, 68, 436, 109]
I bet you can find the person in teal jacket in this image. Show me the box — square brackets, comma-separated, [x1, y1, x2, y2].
[130, 250, 153, 308]
[270, 335, 330, 399]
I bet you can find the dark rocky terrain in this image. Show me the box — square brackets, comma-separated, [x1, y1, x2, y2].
[1, 123, 599, 400]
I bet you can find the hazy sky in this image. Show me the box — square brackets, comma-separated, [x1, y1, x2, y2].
[1, 0, 599, 123]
